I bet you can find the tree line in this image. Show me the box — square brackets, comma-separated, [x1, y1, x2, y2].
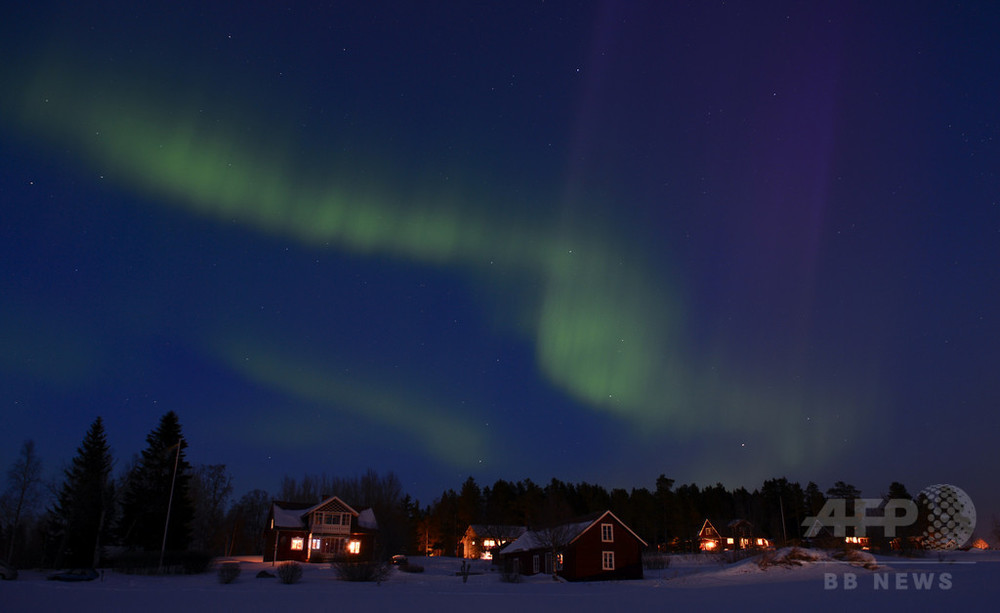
[411, 476, 861, 556]
[0, 413, 271, 569]
[3, 414, 995, 570]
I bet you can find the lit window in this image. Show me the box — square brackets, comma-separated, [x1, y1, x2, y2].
[483, 539, 496, 548]
[601, 523, 613, 542]
[602, 551, 614, 571]
[311, 539, 321, 550]
[348, 540, 361, 555]
[290, 537, 304, 551]
[556, 553, 563, 569]
[726, 538, 734, 545]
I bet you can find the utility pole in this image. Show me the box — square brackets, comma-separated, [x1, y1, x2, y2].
[779, 495, 788, 546]
[159, 439, 182, 573]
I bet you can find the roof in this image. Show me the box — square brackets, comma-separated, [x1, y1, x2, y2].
[271, 495, 374, 530]
[358, 508, 378, 530]
[501, 510, 647, 554]
[301, 496, 358, 517]
[700, 518, 759, 538]
[271, 501, 314, 529]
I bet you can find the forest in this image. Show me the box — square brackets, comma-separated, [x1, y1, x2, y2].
[0, 412, 983, 570]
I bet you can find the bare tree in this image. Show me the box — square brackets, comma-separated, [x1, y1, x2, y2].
[2, 440, 43, 566]
[533, 520, 579, 579]
[189, 464, 234, 553]
[226, 489, 271, 556]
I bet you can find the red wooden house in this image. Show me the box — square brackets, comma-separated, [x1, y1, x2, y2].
[698, 518, 771, 552]
[264, 495, 378, 563]
[498, 510, 647, 581]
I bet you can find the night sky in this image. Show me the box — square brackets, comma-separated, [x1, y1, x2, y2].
[2, 2, 998, 527]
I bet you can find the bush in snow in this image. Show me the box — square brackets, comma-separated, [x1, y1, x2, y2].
[277, 561, 303, 584]
[335, 560, 390, 583]
[217, 562, 240, 584]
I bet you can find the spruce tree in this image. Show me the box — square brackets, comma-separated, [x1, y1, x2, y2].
[51, 417, 113, 567]
[118, 412, 194, 552]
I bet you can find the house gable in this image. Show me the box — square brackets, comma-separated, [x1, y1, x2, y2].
[562, 511, 645, 581]
[568, 510, 648, 549]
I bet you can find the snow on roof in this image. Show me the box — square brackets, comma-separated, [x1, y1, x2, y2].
[272, 503, 307, 529]
[500, 510, 648, 554]
[358, 508, 378, 530]
[500, 530, 546, 554]
[271, 497, 380, 533]
[501, 515, 600, 554]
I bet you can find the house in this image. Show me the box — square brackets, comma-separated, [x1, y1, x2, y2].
[497, 510, 647, 581]
[803, 517, 872, 550]
[698, 519, 771, 551]
[459, 525, 526, 560]
[264, 495, 378, 563]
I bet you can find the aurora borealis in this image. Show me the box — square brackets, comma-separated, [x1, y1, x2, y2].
[2, 1, 998, 520]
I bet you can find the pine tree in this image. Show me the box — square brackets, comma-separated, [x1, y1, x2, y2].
[51, 417, 113, 567]
[118, 412, 194, 552]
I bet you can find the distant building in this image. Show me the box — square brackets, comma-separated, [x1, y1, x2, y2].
[264, 495, 378, 563]
[460, 525, 526, 560]
[698, 519, 771, 551]
[497, 510, 647, 581]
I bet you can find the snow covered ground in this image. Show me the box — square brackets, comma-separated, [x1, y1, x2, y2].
[3, 549, 998, 612]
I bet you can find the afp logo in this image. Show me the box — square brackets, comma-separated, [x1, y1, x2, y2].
[802, 484, 976, 550]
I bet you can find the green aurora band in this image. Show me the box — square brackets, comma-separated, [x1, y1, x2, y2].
[8, 64, 867, 467]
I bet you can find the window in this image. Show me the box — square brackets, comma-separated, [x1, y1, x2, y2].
[311, 539, 321, 550]
[290, 537, 304, 551]
[347, 540, 361, 555]
[601, 523, 614, 542]
[602, 551, 614, 571]
[556, 553, 564, 570]
[532, 554, 539, 574]
[325, 513, 337, 525]
[342, 514, 351, 525]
